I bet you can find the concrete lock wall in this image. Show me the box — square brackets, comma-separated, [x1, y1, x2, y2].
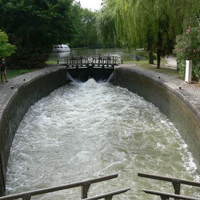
[0, 66, 66, 196]
[1, 65, 200, 196]
[114, 66, 200, 168]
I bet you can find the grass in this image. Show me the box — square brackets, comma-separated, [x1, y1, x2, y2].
[124, 59, 180, 78]
[46, 60, 57, 65]
[7, 69, 37, 79]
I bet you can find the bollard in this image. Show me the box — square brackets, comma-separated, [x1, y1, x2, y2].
[185, 60, 192, 83]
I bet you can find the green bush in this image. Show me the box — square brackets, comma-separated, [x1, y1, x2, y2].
[175, 26, 200, 81]
[0, 30, 16, 58]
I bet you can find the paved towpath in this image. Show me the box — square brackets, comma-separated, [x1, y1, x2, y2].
[164, 56, 177, 70]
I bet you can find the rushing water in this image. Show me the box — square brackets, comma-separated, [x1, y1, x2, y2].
[6, 80, 200, 200]
[49, 48, 147, 63]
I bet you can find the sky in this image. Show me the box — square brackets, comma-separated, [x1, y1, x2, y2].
[78, 0, 102, 11]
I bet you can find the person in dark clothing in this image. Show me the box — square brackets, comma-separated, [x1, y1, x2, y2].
[0, 59, 8, 82]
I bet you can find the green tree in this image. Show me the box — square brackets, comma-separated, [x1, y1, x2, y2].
[70, 2, 101, 48]
[0, 30, 16, 58]
[96, 0, 117, 47]
[101, 0, 200, 68]
[0, 0, 74, 68]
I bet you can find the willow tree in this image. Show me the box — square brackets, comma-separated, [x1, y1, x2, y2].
[101, 0, 200, 68]
[96, 0, 118, 47]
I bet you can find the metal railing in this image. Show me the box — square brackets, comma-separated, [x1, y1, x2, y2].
[60, 56, 119, 68]
[83, 188, 130, 200]
[143, 189, 200, 200]
[91, 56, 118, 67]
[0, 173, 130, 200]
[65, 56, 89, 66]
[139, 172, 200, 200]
[138, 173, 200, 195]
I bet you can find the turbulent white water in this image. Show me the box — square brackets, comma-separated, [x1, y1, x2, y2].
[6, 79, 200, 199]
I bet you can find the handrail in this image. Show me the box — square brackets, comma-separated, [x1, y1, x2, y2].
[64, 56, 119, 68]
[138, 172, 200, 195]
[83, 188, 130, 200]
[0, 174, 118, 200]
[143, 189, 200, 200]
[138, 173, 200, 187]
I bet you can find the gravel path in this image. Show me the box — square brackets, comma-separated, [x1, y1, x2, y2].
[165, 56, 177, 69]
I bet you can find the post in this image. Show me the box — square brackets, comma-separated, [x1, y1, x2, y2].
[185, 60, 192, 83]
[172, 180, 181, 195]
[81, 184, 91, 199]
[161, 195, 169, 200]
[22, 194, 31, 200]
[105, 196, 113, 200]
[172, 180, 181, 200]
[149, 52, 154, 64]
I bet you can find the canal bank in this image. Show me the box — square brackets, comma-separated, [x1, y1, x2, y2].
[0, 64, 200, 196]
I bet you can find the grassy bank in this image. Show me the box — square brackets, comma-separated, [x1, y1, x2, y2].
[7, 69, 36, 79]
[124, 60, 180, 78]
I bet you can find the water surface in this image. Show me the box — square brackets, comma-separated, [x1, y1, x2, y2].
[6, 80, 200, 199]
[49, 48, 146, 63]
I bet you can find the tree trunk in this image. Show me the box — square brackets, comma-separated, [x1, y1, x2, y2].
[149, 51, 154, 64]
[157, 31, 162, 69]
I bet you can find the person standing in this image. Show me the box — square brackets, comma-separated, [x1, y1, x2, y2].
[0, 59, 8, 82]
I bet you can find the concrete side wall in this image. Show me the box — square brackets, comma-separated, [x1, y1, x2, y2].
[114, 66, 200, 167]
[0, 66, 66, 196]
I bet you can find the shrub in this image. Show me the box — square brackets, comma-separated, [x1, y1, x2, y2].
[174, 26, 200, 81]
[0, 30, 16, 59]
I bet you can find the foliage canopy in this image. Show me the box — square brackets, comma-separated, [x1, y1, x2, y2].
[70, 2, 101, 48]
[0, 0, 74, 68]
[99, 0, 200, 68]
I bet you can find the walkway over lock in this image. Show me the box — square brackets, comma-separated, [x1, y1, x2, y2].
[57, 56, 119, 82]
[0, 174, 130, 200]
[57, 55, 119, 68]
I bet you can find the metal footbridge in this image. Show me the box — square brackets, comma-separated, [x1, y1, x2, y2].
[57, 56, 119, 82]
